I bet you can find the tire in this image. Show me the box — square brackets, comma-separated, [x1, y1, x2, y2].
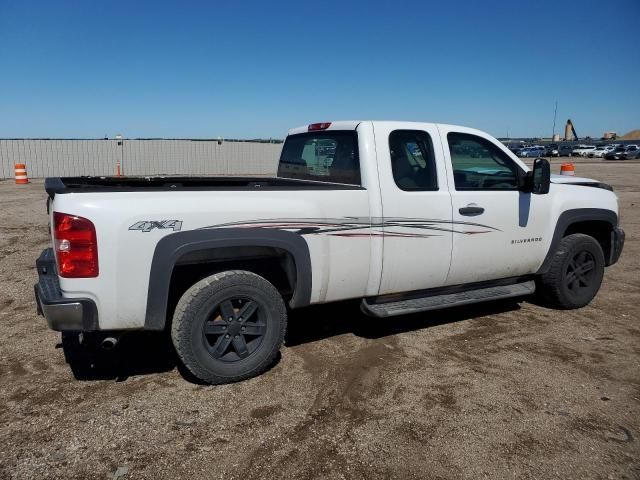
[171, 270, 287, 384]
[536, 234, 605, 309]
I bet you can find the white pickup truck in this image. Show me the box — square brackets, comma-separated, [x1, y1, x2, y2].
[35, 121, 625, 384]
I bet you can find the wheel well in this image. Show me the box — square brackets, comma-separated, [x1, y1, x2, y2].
[165, 246, 296, 328]
[564, 220, 613, 263]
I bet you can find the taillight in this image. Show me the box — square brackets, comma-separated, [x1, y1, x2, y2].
[308, 122, 331, 131]
[53, 212, 99, 278]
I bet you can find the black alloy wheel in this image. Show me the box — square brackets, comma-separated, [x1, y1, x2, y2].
[565, 250, 597, 298]
[202, 297, 267, 362]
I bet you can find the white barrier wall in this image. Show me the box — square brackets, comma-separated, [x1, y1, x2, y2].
[0, 140, 282, 179]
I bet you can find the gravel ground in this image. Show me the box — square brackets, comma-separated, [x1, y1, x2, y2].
[0, 158, 639, 479]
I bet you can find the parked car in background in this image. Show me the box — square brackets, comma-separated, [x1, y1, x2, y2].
[508, 145, 525, 156]
[588, 146, 613, 158]
[545, 144, 559, 157]
[571, 145, 596, 157]
[558, 145, 573, 157]
[604, 145, 634, 160]
[621, 145, 640, 159]
[520, 146, 546, 157]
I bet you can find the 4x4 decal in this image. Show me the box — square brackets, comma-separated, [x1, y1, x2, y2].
[129, 220, 183, 232]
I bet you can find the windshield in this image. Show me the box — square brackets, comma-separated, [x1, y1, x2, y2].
[278, 131, 360, 185]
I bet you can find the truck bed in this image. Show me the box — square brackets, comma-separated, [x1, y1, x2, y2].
[44, 175, 363, 196]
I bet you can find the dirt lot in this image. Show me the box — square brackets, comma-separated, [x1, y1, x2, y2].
[1, 159, 639, 479]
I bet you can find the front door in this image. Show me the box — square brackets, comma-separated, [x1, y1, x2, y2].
[440, 127, 549, 285]
[374, 122, 453, 295]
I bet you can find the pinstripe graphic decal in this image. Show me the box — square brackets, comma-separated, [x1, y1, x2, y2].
[199, 218, 500, 238]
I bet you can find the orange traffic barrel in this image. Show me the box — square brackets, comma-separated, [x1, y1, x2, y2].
[560, 163, 575, 176]
[14, 163, 28, 184]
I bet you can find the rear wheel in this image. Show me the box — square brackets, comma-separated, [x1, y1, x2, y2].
[171, 270, 287, 384]
[536, 234, 605, 309]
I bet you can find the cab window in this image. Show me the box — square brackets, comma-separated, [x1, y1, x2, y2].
[278, 131, 360, 185]
[447, 132, 520, 190]
[389, 130, 438, 191]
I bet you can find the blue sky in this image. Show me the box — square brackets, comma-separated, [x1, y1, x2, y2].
[1, 0, 638, 139]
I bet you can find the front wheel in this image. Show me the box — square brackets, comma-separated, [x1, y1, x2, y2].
[171, 270, 287, 384]
[536, 234, 605, 309]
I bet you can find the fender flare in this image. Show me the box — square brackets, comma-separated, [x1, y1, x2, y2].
[144, 228, 312, 330]
[537, 208, 618, 274]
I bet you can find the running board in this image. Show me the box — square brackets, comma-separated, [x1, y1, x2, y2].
[361, 281, 536, 318]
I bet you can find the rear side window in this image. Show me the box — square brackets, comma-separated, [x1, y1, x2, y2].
[278, 131, 360, 185]
[389, 130, 438, 191]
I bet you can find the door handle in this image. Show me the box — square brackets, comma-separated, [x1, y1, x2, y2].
[459, 205, 484, 216]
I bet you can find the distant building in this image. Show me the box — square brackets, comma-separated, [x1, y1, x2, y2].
[552, 134, 561, 142]
[603, 131, 617, 140]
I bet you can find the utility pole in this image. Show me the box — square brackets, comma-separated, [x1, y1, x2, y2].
[552, 100, 558, 140]
[115, 134, 124, 176]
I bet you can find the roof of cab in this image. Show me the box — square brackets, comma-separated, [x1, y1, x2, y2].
[287, 120, 479, 136]
[287, 121, 362, 135]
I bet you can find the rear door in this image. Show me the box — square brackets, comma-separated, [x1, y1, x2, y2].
[439, 126, 550, 285]
[374, 122, 453, 295]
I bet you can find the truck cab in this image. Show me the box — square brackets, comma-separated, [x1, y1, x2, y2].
[279, 122, 618, 293]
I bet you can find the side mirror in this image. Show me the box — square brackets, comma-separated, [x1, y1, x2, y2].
[531, 157, 551, 194]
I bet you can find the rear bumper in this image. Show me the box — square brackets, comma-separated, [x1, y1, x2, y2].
[609, 227, 625, 266]
[34, 248, 99, 332]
